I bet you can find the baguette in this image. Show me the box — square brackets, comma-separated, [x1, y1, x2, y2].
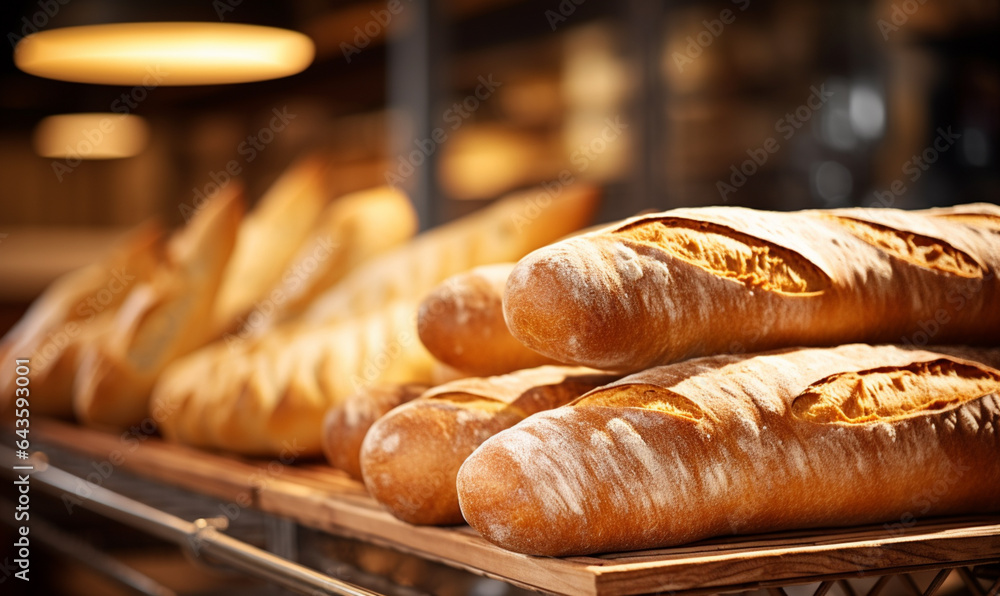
[152, 182, 598, 455]
[259, 186, 417, 326]
[0, 223, 163, 417]
[74, 185, 243, 429]
[211, 155, 332, 329]
[457, 344, 1000, 556]
[504, 203, 1000, 372]
[322, 383, 430, 480]
[360, 366, 619, 525]
[153, 300, 443, 455]
[417, 263, 557, 376]
[300, 184, 600, 326]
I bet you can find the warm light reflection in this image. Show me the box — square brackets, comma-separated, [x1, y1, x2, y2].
[33, 113, 150, 160]
[14, 23, 315, 85]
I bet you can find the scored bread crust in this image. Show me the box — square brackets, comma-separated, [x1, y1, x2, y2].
[504, 203, 1000, 372]
[417, 263, 557, 376]
[153, 300, 446, 455]
[360, 366, 619, 526]
[456, 344, 1000, 556]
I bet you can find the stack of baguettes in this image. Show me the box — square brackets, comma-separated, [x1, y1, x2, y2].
[326, 201, 1000, 557]
[6, 166, 1000, 559]
[0, 151, 604, 454]
[1, 154, 423, 429]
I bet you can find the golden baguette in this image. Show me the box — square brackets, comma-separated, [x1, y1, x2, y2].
[417, 263, 557, 376]
[211, 155, 333, 330]
[457, 344, 1000, 556]
[151, 183, 600, 455]
[300, 183, 601, 326]
[361, 366, 619, 525]
[153, 300, 444, 455]
[249, 186, 418, 330]
[504, 203, 1000, 372]
[0, 223, 163, 417]
[74, 185, 244, 429]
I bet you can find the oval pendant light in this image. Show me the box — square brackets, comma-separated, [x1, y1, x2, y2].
[14, 22, 315, 86]
[33, 113, 150, 160]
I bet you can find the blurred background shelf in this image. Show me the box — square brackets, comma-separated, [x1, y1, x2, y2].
[1, 0, 997, 237]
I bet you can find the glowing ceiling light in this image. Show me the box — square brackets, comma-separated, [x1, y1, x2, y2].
[14, 22, 315, 86]
[33, 113, 150, 160]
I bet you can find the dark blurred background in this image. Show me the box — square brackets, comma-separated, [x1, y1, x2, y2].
[0, 0, 997, 297]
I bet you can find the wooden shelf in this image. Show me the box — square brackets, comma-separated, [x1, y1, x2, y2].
[29, 418, 1000, 596]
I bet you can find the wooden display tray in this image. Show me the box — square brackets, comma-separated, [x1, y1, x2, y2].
[29, 418, 1000, 596]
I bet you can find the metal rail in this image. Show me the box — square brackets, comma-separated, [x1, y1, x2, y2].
[0, 446, 381, 596]
[0, 497, 176, 596]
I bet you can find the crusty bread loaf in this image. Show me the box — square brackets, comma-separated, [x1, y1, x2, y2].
[153, 300, 446, 455]
[417, 263, 557, 376]
[74, 185, 244, 429]
[211, 155, 332, 330]
[360, 366, 619, 525]
[149, 183, 598, 456]
[0, 222, 163, 417]
[299, 184, 600, 326]
[457, 344, 1000, 556]
[322, 383, 430, 480]
[258, 186, 417, 326]
[504, 203, 1000, 372]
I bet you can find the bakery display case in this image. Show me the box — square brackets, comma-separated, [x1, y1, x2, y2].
[1, 0, 999, 595]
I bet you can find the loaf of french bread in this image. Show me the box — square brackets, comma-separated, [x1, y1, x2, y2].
[74, 185, 244, 429]
[360, 366, 619, 525]
[260, 186, 417, 326]
[322, 383, 430, 480]
[300, 184, 600, 326]
[211, 155, 333, 330]
[153, 300, 455, 455]
[149, 183, 599, 456]
[0, 222, 163, 417]
[417, 263, 557, 376]
[456, 344, 1000, 556]
[504, 203, 1000, 372]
